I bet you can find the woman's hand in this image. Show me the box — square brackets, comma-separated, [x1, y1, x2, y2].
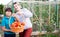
[16, 11, 22, 15]
[12, 13, 20, 22]
[12, 13, 16, 17]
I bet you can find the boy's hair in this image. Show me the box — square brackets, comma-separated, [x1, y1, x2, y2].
[5, 8, 12, 12]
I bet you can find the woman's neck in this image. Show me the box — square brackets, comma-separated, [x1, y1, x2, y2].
[17, 8, 21, 12]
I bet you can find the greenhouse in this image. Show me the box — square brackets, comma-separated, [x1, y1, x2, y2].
[0, 0, 60, 37]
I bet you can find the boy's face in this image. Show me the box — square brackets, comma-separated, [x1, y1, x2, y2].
[6, 11, 12, 17]
[14, 3, 21, 11]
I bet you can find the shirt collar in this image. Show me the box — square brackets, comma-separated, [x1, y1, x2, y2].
[4, 16, 11, 19]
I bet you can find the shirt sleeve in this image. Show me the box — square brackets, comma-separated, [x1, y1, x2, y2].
[12, 17, 15, 21]
[1, 17, 5, 27]
[11, 17, 15, 24]
[8, 17, 15, 25]
[22, 8, 33, 18]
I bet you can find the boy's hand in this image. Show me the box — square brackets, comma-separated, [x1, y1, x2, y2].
[2, 27, 12, 32]
[8, 29, 13, 32]
[8, 30, 12, 31]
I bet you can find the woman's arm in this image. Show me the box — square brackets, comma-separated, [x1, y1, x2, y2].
[14, 16, 20, 22]
[22, 8, 33, 18]
[12, 13, 20, 22]
[16, 8, 33, 18]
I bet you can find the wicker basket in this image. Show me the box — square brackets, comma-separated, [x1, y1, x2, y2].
[10, 22, 25, 33]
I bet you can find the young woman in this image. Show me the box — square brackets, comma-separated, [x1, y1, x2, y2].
[13, 2, 33, 37]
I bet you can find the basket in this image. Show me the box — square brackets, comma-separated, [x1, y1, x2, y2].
[10, 21, 25, 33]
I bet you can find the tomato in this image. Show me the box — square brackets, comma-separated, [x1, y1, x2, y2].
[10, 21, 25, 33]
[15, 24, 18, 27]
[21, 22, 25, 26]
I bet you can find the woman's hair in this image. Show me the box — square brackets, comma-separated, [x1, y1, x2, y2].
[13, 2, 17, 5]
[13, 2, 20, 5]
[13, 2, 22, 9]
[5, 8, 12, 12]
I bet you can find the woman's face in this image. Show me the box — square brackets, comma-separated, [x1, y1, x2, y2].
[14, 4, 20, 11]
[6, 11, 12, 17]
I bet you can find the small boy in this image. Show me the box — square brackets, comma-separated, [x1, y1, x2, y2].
[1, 8, 16, 37]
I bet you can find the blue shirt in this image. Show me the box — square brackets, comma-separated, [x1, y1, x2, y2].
[1, 16, 15, 34]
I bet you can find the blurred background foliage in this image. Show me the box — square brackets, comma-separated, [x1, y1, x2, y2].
[0, 1, 60, 37]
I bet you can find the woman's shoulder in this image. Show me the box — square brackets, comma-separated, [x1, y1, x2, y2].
[21, 8, 28, 12]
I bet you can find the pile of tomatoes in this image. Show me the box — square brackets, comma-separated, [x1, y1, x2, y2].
[10, 21, 25, 33]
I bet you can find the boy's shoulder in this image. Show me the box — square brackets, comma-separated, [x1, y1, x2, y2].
[2, 16, 14, 20]
[11, 16, 14, 18]
[2, 16, 7, 21]
[2, 16, 6, 19]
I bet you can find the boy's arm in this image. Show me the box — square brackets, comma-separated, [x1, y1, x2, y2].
[2, 27, 11, 31]
[1, 18, 11, 32]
